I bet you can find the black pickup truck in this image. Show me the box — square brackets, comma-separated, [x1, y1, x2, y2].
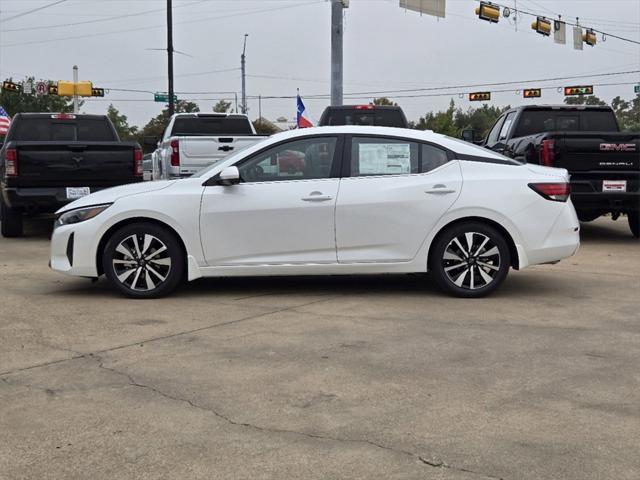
[477, 105, 640, 237]
[0, 113, 143, 237]
[318, 105, 409, 128]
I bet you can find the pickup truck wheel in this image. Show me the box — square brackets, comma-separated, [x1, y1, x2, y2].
[430, 222, 510, 298]
[0, 196, 23, 238]
[102, 223, 184, 298]
[628, 212, 639, 239]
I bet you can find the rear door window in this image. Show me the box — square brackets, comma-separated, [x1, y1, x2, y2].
[351, 137, 419, 176]
[324, 109, 406, 127]
[11, 117, 116, 141]
[171, 117, 253, 136]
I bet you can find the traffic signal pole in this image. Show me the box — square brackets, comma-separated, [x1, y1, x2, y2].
[167, 0, 175, 117]
[330, 0, 344, 106]
[72, 65, 79, 113]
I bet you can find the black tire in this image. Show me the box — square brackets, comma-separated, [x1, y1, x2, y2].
[628, 212, 639, 239]
[0, 195, 23, 238]
[429, 222, 511, 298]
[102, 222, 184, 299]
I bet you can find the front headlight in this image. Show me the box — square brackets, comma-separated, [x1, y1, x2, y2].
[55, 204, 112, 227]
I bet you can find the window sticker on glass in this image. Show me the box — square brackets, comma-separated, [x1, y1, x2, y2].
[358, 143, 411, 175]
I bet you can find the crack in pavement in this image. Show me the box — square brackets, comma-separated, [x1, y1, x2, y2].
[0, 295, 338, 378]
[95, 356, 504, 480]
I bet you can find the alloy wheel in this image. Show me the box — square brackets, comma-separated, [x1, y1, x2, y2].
[112, 233, 172, 291]
[442, 232, 501, 290]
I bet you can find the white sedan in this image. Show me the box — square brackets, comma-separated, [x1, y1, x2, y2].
[50, 126, 580, 298]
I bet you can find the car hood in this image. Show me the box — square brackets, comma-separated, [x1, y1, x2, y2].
[56, 181, 176, 214]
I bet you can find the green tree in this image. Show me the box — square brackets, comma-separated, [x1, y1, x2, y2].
[372, 97, 397, 106]
[0, 76, 78, 117]
[415, 99, 458, 137]
[564, 95, 606, 106]
[611, 94, 640, 132]
[107, 104, 138, 141]
[213, 99, 232, 113]
[455, 104, 510, 140]
[253, 118, 279, 135]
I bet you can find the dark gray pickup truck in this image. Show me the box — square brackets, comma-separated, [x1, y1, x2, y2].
[0, 113, 142, 237]
[477, 105, 640, 238]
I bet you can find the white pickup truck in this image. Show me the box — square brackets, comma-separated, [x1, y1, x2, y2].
[147, 113, 267, 180]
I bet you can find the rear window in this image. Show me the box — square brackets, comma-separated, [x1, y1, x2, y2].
[11, 117, 116, 141]
[514, 110, 618, 137]
[171, 117, 253, 136]
[321, 109, 407, 128]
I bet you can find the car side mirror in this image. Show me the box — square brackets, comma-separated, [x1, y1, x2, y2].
[219, 166, 240, 186]
[143, 135, 159, 147]
[461, 129, 475, 143]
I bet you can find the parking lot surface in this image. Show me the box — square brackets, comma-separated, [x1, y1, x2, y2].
[1, 217, 638, 480]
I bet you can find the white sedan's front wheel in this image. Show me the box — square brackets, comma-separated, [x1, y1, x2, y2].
[430, 222, 511, 298]
[103, 222, 184, 298]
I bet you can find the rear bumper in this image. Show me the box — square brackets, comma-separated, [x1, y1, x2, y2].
[524, 201, 581, 267]
[571, 192, 639, 213]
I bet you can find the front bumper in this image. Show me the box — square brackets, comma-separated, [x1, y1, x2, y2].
[50, 222, 100, 278]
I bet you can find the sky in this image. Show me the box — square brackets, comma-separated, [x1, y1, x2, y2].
[1, 0, 639, 128]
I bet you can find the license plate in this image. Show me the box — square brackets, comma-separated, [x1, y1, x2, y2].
[66, 187, 90, 199]
[602, 180, 627, 192]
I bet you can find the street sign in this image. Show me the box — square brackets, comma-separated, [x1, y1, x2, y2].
[23, 81, 33, 94]
[154, 92, 178, 103]
[35, 81, 48, 96]
[635, 84, 640, 94]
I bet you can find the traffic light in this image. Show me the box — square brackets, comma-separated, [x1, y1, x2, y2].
[564, 85, 594, 96]
[2, 81, 21, 93]
[91, 88, 105, 97]
[469, 92, 491, 101]
[583, 29, 597, 46]
[523, 88, 542, 98]
[475, 2, 500, 23]
[531, 17, 551, 36]
[49, 85, 59, 95]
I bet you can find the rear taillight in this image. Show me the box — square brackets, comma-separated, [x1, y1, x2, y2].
[134, 148, 143, 176]
[529, 182, 571, 202]
[540, 139, 555, 167]
[5, 148, 18, 176]
[170, 139, 180, 167]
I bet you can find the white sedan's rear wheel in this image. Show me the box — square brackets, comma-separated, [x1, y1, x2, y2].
[103, 222, 184, 298]
[430, 222, 511, 298]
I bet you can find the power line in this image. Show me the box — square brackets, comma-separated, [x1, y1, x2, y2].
[0, 1, 324, 48]
[480, 1, 640, 46]
[0, 0, 205, 32]
[0, 0, 67, 24]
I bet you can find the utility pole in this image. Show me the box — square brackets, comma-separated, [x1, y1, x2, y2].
[167, 0, 175, 116]
[330, 0, 344, 106]
[72, 65, 79, 113]
[241, 34, 248, 115]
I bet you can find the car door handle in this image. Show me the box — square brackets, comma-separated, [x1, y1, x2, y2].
[302, 192, 333, 202]
[425, 185, 456, 195]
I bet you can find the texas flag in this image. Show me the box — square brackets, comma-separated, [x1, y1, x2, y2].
[296, 94, 313, 128]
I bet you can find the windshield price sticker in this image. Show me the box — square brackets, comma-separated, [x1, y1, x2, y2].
[359, 143, 411, 175]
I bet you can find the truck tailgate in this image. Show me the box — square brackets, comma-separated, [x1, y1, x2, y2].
[180, 136, 265, 170]
[14, 142, 137, 187]
[556, 132, 640, 172]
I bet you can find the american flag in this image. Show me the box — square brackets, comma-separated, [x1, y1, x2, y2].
[0, 106, 11, 135]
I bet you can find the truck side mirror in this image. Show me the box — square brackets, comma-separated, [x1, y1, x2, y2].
[461, 129, 475, 143]
[143, 136, 159, 147]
